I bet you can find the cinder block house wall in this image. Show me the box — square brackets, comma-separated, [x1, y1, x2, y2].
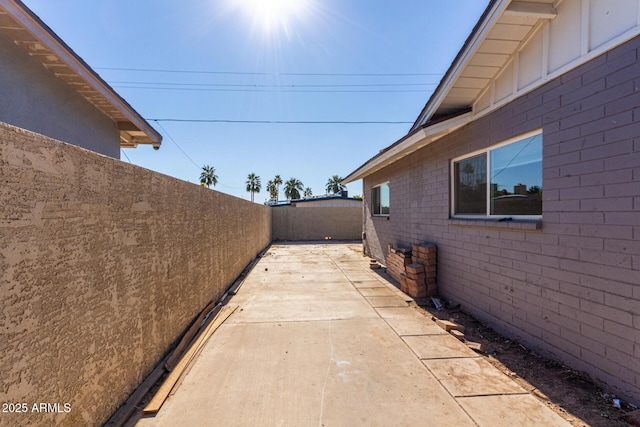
[0, 30, 120, 158]
[0, 123, 272, 426]
[363, 35, 640, 404]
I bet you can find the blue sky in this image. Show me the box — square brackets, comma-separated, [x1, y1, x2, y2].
[25, 0, 488, 202]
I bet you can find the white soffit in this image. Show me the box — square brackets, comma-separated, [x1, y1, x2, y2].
[413, 0, 557, 127]
[434, 1, 558, 116]
[348, 0, 640, 183]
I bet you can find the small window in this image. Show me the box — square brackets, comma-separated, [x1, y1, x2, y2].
[372, 183, 389, 216]
[452, 132, 542, 217]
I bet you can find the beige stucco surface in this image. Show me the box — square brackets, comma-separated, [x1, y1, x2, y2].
[271, 204, 362, 241]
[0, 123, 271, 426]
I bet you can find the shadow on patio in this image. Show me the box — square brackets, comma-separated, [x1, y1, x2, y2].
[126, 242, 570, 427]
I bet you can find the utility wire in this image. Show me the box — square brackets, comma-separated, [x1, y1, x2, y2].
[97, 66, 442, 77]
[148, 118, 413, 124]
[491, 135, 538, 181]
[120, 149, 132, 163]
[154, 121, 200, 169]
[110, 81, 437, 88]
[153, 120, 243, 190]
[113, 85, 430, 93]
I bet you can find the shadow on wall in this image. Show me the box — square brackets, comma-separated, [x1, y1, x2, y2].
[0, 123, 271, 426]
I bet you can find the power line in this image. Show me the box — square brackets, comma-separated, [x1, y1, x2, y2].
[120, 149, 132, 163]
[97, 66, 442, 77]
[114, 85, 430, 93]
[110, 81, 437, 88]
[152, 121, 254, 191]
[148, 118, 413, 124]
[154, 121, 200, 169]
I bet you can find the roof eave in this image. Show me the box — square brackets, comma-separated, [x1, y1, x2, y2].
[0, 0, 162, 148]
[409, 0, 509, 131]
[343, 111, 473, 184]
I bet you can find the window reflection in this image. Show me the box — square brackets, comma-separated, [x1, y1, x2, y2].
[452, 132, 542, 217]
[455, 154, 486, 214]
[490, 134, 542, 215]
[372, 183, 389, 215]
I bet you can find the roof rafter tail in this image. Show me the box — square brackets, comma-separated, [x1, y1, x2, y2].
[0, 0, 162, 148]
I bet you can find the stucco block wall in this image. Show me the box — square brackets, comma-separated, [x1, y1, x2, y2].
[272, 205, 362, 241]
[363, 35, 640, 404]
[0, 123, 271, 426]
[0, 31, 121, 158]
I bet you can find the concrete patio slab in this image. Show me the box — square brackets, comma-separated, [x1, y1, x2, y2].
[350, 280, 386, 289]
[245, 271, 349, 284]
[403, 333, 478, 359]
[365, 296, 410, 308]
[376, 307, 447, 336]
[342, 274, 382, 282]
[248, 263, 341, 273]
[423, 357, 526, 397]
[337, 270, 374, 277]
[357, 287, 397, 297]
[137, 319, 475, 427]
[457, 394, 572, 427]
[129, 243, 572, 427]
[228, 283, 377, 323]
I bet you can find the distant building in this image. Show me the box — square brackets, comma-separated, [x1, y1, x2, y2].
[513, 184, 527, 195]
[0, 0, 161, 158]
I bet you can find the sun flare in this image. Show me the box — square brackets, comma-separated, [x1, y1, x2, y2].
[233, 0, 310, 34]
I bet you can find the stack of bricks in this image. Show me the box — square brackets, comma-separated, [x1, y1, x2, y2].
[401, 264, 427, 298]
[385, 245, 411, 284]
[411, 243, 437, 297]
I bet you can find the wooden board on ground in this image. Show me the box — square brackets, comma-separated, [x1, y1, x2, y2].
[103, 353, 169, 427]
[450, 330, 465, 341]
[143, 304, 238, 414]
[434, 318, 465, 333]
[165, 301, 220, 371]
[466, 341, 486, 353]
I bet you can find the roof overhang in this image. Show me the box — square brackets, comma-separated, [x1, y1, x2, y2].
[342, 111, 472, 184]
[0, 0, 162, 149]
[410, 0, 556, 131]
[345, 0, 559, 184]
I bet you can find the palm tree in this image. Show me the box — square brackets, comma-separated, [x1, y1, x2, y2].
[245, 173, 261, 202]
[266, 180, 278, 203]
[200, 165, 218, 188]
[284, 177, 303, 200]
[303, 187, 313, 198]
[273, 175, 283, 201]
[326, 175, 346, 195]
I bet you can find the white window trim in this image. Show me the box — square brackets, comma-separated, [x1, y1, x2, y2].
[371, 182, 390, 217]
[450, 129, 543, 220]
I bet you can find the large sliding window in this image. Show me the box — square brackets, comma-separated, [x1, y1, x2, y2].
[452, 131, 542, 217]
[372, 183, 389, 216]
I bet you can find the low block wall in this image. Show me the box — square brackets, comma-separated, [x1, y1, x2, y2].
[271, 205, 362, 241]
[0, 123, 271, 426]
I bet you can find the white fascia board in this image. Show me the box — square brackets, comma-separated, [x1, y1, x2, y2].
[411, 0, 511, 131]
[343, 112, 472, 184]
[504, 1, 557, 20]
[0, 0, 161, 144]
